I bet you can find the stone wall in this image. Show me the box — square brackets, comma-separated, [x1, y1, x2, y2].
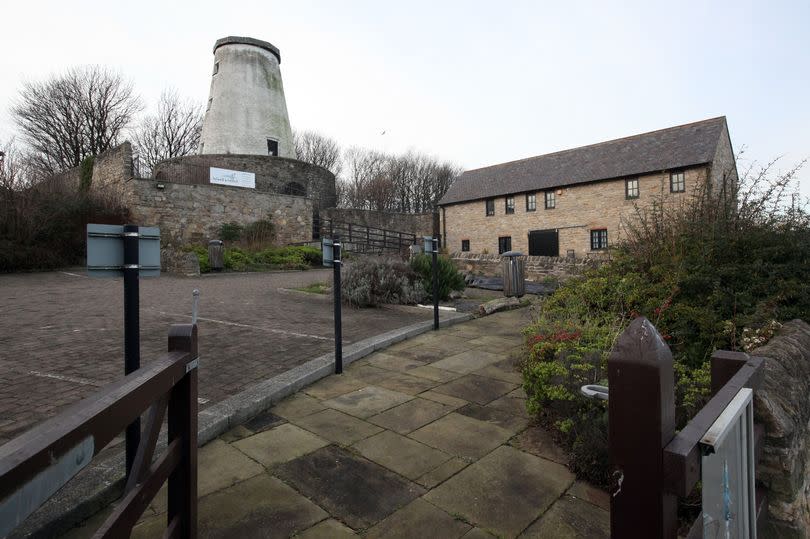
[321, 208, 434, 236]
[753, 320, 810, 538]
[128, 178, 313, 247]
[449, 252, 601, 282]
[152, 154, 335, 210]
[440, 165, 709, 258]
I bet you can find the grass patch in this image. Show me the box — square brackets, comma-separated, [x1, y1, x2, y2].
[294, 282, 329, 295]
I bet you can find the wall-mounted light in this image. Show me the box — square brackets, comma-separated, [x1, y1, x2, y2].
[557, 189, 563, 195]
[156, 183, 165, 190]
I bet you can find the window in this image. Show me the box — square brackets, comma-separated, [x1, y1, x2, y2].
[267, 139, 279, 156]
[670, 171, 685, 192]
[498, 236, 512, 254]
[625, 178, 639, 199]
[461, 239, 470, 252]
[526, 193, 537, 212]
[545, 190, 556, 209]
[505, 196, 515, 214]
[485, 199, 495, 216]
[213, 62, 219, 75]
[590, 229, 608, 250]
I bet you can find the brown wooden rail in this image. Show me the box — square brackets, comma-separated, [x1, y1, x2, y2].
[318, 217, 419, 254]
[0, 324, 198, 538]
[608, 317, 766, 538]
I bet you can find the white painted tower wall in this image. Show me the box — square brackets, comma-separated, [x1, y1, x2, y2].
[199, 36, 294, 158]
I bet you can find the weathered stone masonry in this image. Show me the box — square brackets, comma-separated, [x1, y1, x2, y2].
[128, 179, 312, 247]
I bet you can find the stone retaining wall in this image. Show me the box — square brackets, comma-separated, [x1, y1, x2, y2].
[449, 252, 601, 282]
[128, 179, 313, 247]
[753, 320, 810, 538]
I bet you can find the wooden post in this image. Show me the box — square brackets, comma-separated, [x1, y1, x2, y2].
[167, 324, 198, 538]
[608, 317, 677, 539]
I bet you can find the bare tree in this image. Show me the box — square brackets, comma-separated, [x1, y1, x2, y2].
[293, 129, 343, 177]
[132, 89, 203, 175]
[11, 66, 142, 175]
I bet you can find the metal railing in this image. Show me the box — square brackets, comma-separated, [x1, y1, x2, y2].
[607, 317, 766, 538]
[316, 217, 422, 255]
[0, 324, 199, 538]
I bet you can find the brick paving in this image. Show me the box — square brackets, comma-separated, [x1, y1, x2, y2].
[104, 308, 609, 539]
[0, 270, 432, 444]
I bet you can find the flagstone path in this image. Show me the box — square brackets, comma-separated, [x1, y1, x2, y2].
[70, 308, 610, 538]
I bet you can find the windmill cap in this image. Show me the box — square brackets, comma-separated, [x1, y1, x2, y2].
[213, 36, 281, 63]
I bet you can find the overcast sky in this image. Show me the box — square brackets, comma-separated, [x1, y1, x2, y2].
[1, 0, 808, 196]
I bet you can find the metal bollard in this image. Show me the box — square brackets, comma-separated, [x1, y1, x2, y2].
[191, 289, 200, 325]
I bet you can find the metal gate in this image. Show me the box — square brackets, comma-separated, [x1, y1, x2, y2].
[528, 229, 559, 256]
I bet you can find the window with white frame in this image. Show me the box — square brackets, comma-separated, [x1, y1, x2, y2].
[670, 171, 686, 192]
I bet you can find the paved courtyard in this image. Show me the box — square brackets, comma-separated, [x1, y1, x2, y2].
[87, 308, 609, 539]
[0, 270, 433, 444]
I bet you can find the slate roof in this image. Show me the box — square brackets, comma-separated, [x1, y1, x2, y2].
[439, 117, 727, 205]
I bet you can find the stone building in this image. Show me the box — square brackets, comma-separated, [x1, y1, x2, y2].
[199, 36, 295, 158]
[438, 117, 737, 257]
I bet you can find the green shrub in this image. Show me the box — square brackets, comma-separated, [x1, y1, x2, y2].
[342, 257, 425, 307]
[521, 159, 810, 488]
[223, 247, 252, 271]
[241, 215, 275, 248]
[410, 254, 465, 300]
[219, 222, 243, 242]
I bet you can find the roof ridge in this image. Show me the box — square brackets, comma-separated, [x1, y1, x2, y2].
[464, 116, 726, 175]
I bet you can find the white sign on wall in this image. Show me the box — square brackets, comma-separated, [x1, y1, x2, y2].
[209, 167, 255, 189]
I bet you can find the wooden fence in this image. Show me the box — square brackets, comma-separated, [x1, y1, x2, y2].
[317, 217, 421, 255]
[608, 317, 766, 538]
[0, 324, 199, 538]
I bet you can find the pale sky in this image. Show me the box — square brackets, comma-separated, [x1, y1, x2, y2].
[1, 0, 808, 196]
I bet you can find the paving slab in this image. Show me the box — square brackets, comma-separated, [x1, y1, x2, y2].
[243, 410, 287, 433]
[271, 393, 325, 420]
[366, 352, 427, 372]
[322, 386, 413, 419]
[135, 474, 328, 539]
[293, 409, 383, 445]
[352, 431, 451, 480]
[349, 364, 392, 385]
[418, 390, 469, 409]
[461, 528, 496, 538]
[394, 344, 447, 363]
[456, 403, 528, 435]
[407, 365, 464, 383]
[431, 375, 517, 405]
[274, 445, 425, 530]
[472, 363, 523, 384]
[303, 375, 368, 400]
[517, 494, 609, 538]
[374, 371, 440, 395]
[364, 498, 471, 539]
[203, 474, 329, 538]
[466, 335, 524, 349]
[409, 413, 513, 460]
[410, 334, 474, 355]
[425, 445, 575, 538]
[486, 395, 530, 419]
[219, 424, 255, 443]
[233, 423, 328, 468]
[415, 457, 469, 488]
[149, 439, 266, 514]
[296, 518, 357, 538]
[567, 481, 610, 511]
[430, 350, 506, 374]
[509, 425, 569, 466]
[368, 397, 455, 434]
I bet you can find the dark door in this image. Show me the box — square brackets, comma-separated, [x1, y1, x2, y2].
[529, 229, 559, 256]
